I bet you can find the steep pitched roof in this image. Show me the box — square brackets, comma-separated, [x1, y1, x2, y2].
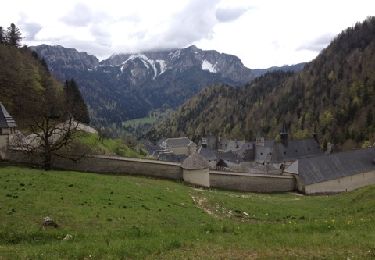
[297, 148, 375, 185]
[198, 147, 217, 161]
[165, 137, 192, 148]
[0, 102, 16, 128]
[274, 139, 322, 162]
[182, 153, 209, 170]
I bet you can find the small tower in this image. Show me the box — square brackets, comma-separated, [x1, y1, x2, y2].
[0, 102, 17, 159]
[280, 122, 288, 147]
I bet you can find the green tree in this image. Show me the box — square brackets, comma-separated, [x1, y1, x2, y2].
[0, 27, 4, 44]
[64, 79, 90, 124]
[6, 23, 22, 47]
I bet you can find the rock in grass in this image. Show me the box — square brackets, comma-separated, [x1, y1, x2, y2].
[42, 216, 58, 228]
[63, 234, 73, 241]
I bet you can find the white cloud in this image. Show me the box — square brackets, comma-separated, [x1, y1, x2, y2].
[216, 7, 250, 22]
[0, 0, 374, 68]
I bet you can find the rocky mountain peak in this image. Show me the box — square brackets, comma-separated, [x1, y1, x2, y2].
[30, 45, 99, 80]
[30, 44, 305, 127]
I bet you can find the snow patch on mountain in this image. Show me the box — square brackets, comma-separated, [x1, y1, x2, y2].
[156, 60, 167, 75]
[202, 60, 217, 73]
[121, 54, 167, 79]
[169, 50, 181, 60]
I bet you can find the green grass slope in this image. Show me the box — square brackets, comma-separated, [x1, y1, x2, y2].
[76, 132, 146, 158]
[0, 166, 374, 259]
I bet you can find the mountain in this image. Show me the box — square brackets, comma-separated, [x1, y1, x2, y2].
[30, 44, 305, 128]
[251, 62, 306, 78]
[149, 17, 375, 149]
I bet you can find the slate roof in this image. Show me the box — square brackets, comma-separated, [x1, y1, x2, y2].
[198, 147, 217, 161]
[165, 137, 193, 148]
[297, 148, 375, 185]
[0, 102, 16, 128]
[274, 138, 322, 162]
[182, 153, 209, 170]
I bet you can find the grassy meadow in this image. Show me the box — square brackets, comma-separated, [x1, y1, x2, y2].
[76, 132, 145, 158]
[0, 166, 374, 259]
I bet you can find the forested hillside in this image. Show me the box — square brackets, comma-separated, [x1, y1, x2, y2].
[0, 24, 89, 129]
[32, 44, 305, 130]
[149, 17, 375, 149]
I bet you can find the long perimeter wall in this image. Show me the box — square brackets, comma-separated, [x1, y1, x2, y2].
[4, 150, 296, 192]
[210, 171, 295, 192]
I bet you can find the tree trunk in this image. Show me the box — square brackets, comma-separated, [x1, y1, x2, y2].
[44, 150, 51, 171]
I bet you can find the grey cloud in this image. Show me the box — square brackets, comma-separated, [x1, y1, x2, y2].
[216, 7, 249, 23]
[155, 0, 220, 48]
[90, 24, 111, 47]
[55, 39, 109, 58]
[298, 34, 335, 52]
[61, 3, 93, 27]
[19, 22, 42, 40]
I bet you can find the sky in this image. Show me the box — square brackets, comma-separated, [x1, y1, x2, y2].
[0, 0, 374, 68]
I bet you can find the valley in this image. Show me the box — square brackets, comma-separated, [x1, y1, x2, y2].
[1, 11, 375, 260]
[31, 45, 305, 131]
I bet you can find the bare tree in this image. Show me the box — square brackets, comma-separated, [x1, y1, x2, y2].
[14, 77, 90, 170]
[28, 116, 80, 170]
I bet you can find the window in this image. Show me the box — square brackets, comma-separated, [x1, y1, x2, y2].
[260, 152, 263, 155]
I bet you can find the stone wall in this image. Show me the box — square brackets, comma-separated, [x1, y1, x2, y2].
[55, 155, 183, 180]
[0, 136, 8, 160]
[210, 171, 296, 193]
[183, 168, 210, 187]
[6, 150, 183, 180]
[303, 171, 375, 194]
[5, 149, 296, 192]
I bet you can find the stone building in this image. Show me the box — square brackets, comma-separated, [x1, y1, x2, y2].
[255, 126, 322, 164]
[0, 103, 17, 159]
[160, 137, 197, 156]
[286, 147, 375, 194]
[181, 153, 210, 187]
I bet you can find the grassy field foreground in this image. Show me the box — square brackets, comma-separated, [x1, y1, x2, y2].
[0, 166, 374, 259]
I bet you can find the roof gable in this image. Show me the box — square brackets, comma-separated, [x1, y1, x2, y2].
[182, 153, 209, 170]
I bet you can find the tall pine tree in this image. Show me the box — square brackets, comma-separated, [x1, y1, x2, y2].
[64, 79, 90, 124]
[6, 23, 22, 47]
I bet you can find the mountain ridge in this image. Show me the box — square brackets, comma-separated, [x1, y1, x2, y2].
[30, 44, 305, 129]
[148, 17, 375, 149]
